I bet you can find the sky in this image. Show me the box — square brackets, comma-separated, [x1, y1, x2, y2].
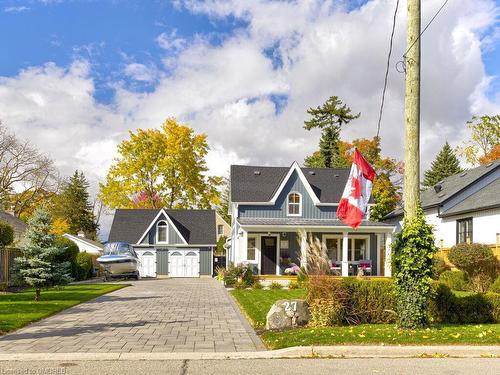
[1, 0, 500, 239]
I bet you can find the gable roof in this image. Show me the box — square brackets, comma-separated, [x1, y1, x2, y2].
[63, 233, 104, 250]
[230, 163, 367, 204]
[386, 159, 500, 218]
[108, 209, 216, 245]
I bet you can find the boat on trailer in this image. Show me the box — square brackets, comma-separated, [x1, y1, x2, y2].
[97, 242, 140, 280]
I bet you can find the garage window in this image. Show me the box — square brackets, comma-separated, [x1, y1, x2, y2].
[157, 220, 168, 243]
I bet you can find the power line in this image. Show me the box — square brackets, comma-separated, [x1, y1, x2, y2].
[376, 0, 400, 138]
[397, 0, 451, 72]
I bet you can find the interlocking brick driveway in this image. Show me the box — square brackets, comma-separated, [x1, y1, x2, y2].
[0, 278, 263, 353]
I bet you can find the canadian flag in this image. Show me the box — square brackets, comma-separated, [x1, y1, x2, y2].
[336, 149, 376, 229]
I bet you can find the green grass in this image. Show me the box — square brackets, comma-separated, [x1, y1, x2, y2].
[231, 288, 500, 348]
[231, 288, 306, 327]
[0, 284, 127, 335]
[262, 324, 500, 349]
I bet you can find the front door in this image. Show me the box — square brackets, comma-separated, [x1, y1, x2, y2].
[261, 236, 277, 275]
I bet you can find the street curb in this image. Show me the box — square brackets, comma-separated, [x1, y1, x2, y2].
[0, 346, 498, 361]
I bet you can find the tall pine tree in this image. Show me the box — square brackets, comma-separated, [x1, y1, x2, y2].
[303, 96, 359, 168]
[52, 171, 98, 238]
[422, 142, 462, 188]
[14, 209, 71, 301]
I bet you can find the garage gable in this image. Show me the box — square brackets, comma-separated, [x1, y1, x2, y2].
[137, 209, 188, 245]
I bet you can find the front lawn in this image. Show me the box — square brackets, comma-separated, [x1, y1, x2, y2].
[0, 284, 127, 334]
[262, 324, 500, 349]
[231, 288, 500, 348]
[231, 288, 306, 327]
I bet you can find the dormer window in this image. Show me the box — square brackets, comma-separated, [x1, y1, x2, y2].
[157, 220, 168, 243]
[287, 192, 302, 216]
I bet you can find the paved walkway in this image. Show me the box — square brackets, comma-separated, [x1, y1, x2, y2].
[0, 279, 263, 353]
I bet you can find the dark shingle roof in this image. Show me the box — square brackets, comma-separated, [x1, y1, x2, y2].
[440, 178, 500, 217]
[108, 209, 216, 245]
[386, 160, 500, 218]
[230, 164, 370, 204]
[237, 217, 393, 227]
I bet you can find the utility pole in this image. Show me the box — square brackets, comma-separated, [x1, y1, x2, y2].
[404, 0, 421, 220]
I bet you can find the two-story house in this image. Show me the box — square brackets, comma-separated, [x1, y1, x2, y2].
[227, 162, 396, 277]
[385, 160, 500, 252]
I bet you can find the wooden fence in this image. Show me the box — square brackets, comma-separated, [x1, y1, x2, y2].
[436, 243, 500, 265]
[0, 248, 22, 285]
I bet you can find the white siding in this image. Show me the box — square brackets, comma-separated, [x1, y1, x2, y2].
[396, 208, 500, 248]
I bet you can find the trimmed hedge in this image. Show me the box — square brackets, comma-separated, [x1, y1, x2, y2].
[75, 252, 93, 281]
[306, 276, 500, 326]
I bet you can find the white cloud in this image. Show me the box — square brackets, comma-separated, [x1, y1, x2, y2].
[4, 6, 30, 13]
[1, 0, 500, 239]
[123, 63, 158, 82]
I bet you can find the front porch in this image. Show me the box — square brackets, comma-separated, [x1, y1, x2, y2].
[232, 224, 394, 277]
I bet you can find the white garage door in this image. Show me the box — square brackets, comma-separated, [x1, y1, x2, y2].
[169, 249, 200, 278]
[139, 251, 156, 278]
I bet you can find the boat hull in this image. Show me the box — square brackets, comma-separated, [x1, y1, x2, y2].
[97, 255, 139, 276]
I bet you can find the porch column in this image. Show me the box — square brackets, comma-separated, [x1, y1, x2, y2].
[376, 233, 382, 276]
[341, 231, 349, 277]
[238, 229, 247, 266]
[300, 232, 308, 268]
[384, 232, 392, 277]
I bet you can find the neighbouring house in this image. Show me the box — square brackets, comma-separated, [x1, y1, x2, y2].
[108, 209, 216, 278]
[385, 159, 500, 252]
[63, 231, 103, 255]
[216, 213, 231, 240]
[0, 211, 27, 247]
[227, 162, 396, 277]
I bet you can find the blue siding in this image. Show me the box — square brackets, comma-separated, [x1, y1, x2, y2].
[141, 213, 185, 245]
[238, 171, 338, 219]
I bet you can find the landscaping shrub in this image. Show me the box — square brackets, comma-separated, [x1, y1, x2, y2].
[75, 252, 93, 280]
[296, 266, 308, 287]
[429, 282, 500, 324]
[309, 299, 344, 327]
[251, 281, 263, 289]
[448, 243, 499, 293]
[269, 281, 283, 290]
[432, 255, 450, 280]
[438, 270, 469, 291]
[0, 222, 14, 248]
[288, 281, 299, 289]
[54, 236, 80, 278]
[489, 276, 500, 293]
[343, 278, 396, 324]
[392, 207, 437, 328]
[223, 263, 254, 287]
[215, 266, 226, 282]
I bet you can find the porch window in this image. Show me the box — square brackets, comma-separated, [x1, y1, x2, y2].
[457, 218, 473, 244]
[247, 237, 257, 261]
[157, 220, 168, 243]
[287, 192, 302, 216]
[323, 236, 341, 262]
[347, 237, 369, 261]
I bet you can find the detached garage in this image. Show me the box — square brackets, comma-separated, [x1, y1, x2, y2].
[108, 209, 216, 278]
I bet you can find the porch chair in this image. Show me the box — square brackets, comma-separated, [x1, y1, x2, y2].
[330, 260, 342, 275]
[358, 260, 372, 276]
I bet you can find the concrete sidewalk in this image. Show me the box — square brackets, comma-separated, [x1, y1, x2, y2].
[0, 345, 498, 361]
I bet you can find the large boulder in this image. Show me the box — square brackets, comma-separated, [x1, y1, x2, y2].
[266, 299, 309, 330]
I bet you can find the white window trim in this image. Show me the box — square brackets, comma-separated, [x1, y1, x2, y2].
[136, 209, 188, 245]
[156, 220, 169, 244]
[287, 191, 302, 217]
[322, 234, 342, 262]
[246, 235, 258, 262]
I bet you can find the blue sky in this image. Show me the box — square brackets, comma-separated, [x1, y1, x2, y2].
[1, 0, 499, 238]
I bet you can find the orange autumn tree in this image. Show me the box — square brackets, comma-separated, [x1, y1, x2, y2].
[338, 137, 403, 221]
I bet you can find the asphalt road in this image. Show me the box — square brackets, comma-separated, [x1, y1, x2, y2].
[0, 358, 499, 375]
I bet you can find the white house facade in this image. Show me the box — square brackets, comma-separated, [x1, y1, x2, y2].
[386, 160, 500, 249]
